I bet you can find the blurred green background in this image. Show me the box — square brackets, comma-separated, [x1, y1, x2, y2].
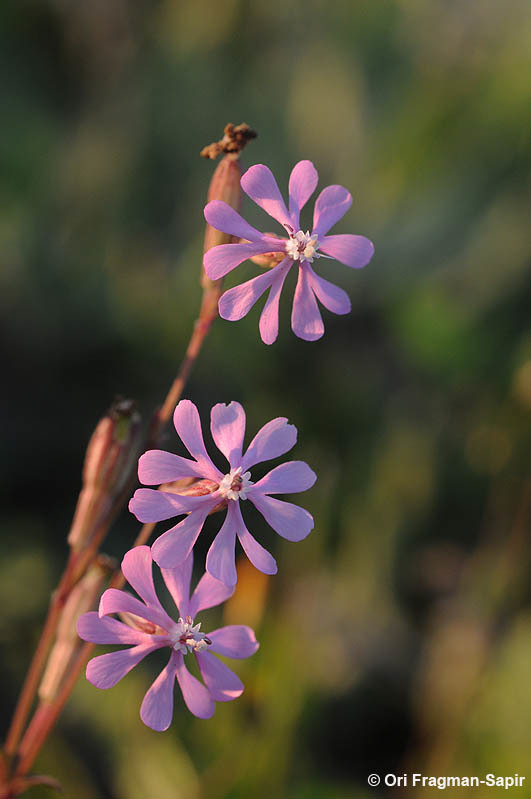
[2, 0, 531, 797]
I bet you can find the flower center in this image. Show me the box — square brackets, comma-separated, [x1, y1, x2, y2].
[170, 616, 211, 654]
[218, 466, 253, 501]
[285, 230, 321, 263]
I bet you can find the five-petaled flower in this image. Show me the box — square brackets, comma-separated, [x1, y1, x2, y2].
[77, 546, 258, 729]
[203, 160, 374, 343]
[129, 399, 316, 587]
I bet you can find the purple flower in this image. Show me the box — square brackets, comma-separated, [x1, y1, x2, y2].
[129, 399, 316, 587]
[203, 160, 374, 343]
[77, 546, 258, 729]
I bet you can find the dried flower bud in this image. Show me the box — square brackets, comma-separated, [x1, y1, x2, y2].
[38, 558, 113, 702]
[200, 122, 256, 160]
[68, 398, 141, 551]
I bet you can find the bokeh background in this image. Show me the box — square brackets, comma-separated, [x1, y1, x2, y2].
[2, 1, 531, 797]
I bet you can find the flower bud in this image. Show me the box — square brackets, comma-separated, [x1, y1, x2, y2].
[38, 557, 113, 702]
[68, 398, 141, 551]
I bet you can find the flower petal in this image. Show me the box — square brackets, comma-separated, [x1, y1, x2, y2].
[319, 233, 374, 269]
[233, 502, 277, 575]
[306, 266, 351, 315]
[240, 417, 297, 472]
[218, 268, 278, 322]
[210, 401, 246, 467]
[173, 400, 222, 481]
[140, 651, 178, 731]
[312, 184, 352, 238]
[98, 588, 173, 630]
[161, 552, 194, 618]
[175, 653, 215, 719]
[86, 642, 160, 690]
[206, 503, 237, 587]
[151, 504, 216, 569]
[196, 651, 243, 702]
[249, 493, 314, 542]
[208, 625, 259, 659]
[129, 488, 203, 524]
[288, 160, 318, 228]
[259, 259, 292, 345]
[204, 200, 265, 242]
[291, 264, 324, 341]
[239, 529, 278, 574]
[189, 571, 234, 617]
[138, 450, 205, 485]
[241, 164, 291, 228]
[250, 461, 317, 495]
[77, 612, 149, 646]
[121, 546, 161, 609]
[204, 240, 282, 281]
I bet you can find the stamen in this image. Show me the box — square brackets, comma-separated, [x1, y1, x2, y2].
[285, 229, 321, 263]
[218, 466, 253, 501]
[170, 617, 213, 654]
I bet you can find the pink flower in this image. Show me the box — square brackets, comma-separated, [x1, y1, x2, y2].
[203, 160, 374, 343]
[129, 399, 316, 586]
[77, 546, 258, 729]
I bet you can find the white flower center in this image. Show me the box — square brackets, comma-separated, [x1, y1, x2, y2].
[170, 616, 211, 654]
[218, 466, 253, 501]
[285, 230, 321, 263]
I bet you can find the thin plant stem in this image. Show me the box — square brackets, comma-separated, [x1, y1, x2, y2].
[5, 125, 246, 786]
[154, 288, 219, 432]
[14, 522, 155, 779]
[8, 289, 219, 784]
[15, 642, 92, 779]
[4, 473, 137, 758]
[4, 561, 76, 758]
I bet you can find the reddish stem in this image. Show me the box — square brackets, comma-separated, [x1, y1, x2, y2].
[6, 290, 219, 787]
[4, 134, 238, 788]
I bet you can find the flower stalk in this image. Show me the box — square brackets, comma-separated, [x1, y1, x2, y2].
[3, 401, 140, 760]
[2, 123, 255, 794]
[38, 559, 112, 704]
[153, 124, 253, 434]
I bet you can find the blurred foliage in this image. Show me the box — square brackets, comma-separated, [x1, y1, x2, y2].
[2, 0, 531, 796]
